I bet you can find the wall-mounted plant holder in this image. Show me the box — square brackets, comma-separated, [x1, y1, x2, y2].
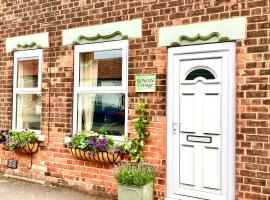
[70, 148, 122, 164]
[14, 142, 39, 154]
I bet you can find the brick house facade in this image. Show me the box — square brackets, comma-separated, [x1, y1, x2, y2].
[0, 0, 269, 199]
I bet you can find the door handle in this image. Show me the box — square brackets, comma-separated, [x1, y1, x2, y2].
[173, 123, 182, 134]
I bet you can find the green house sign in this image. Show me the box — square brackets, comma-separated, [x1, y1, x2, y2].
[135, 74, 156, 92]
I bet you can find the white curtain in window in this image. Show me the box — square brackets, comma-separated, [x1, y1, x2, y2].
[16, 95, 23, 129]
[78, 53, 98, 132]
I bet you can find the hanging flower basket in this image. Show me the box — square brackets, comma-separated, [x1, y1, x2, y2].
[14, 142, 39, 154]
[70, 148, 122, 164]
[0, 129, 40, 155]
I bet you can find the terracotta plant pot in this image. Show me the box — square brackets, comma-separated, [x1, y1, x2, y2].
[70, 148, 122, 164]
[14, 142, 39, 154]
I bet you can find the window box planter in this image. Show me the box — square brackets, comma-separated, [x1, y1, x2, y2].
[65, 132, 126, 165]
[70, 148, 122, 164]
[118, 181, 153, 200]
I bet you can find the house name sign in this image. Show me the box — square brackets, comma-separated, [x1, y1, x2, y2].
[135, 74, 156, 92]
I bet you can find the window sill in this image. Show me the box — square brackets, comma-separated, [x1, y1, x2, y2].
[36, 133, 45, 142]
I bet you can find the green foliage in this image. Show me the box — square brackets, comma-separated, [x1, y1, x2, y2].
[5, 129, 37, 150]
[114, 162, 155, 186]
[124, 102, 150, 163]
[68, 131, 126, 154]
[95, 122, 118, 135]
[70, 132, 94, 150]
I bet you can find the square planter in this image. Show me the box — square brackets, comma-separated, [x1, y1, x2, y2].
[118, 181, 153, 200]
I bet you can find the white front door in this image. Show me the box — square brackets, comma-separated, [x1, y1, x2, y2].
[167, 43, 236, 200]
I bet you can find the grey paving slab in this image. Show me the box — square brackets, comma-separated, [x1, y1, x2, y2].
[0, 177, 112, 200]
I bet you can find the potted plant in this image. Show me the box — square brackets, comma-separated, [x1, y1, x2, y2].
[65, 131, 126, 164]
[114, 102, 155, 200]
[0, 129, 40, 154]
[114, 161, 155, 200]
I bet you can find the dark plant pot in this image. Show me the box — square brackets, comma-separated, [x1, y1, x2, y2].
[14, 142, 39, 154]
[70, 148, 122, 164]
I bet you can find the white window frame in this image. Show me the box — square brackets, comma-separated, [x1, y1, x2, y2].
[73, 40, 128, 140]
[12, 49, 43, 133]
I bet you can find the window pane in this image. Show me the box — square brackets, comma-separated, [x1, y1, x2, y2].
[79, 49, 122, 87]
[17, 59, 39, 88]
[77, 93, 125, 136]
[16, 94, 41, 130]
[185, 68, 215, 80]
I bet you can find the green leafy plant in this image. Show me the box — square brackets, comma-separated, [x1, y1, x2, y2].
[69, 131, 96, 150]
[124, 102, 150, 163]
[95, 122, 118, 135]
[114, 161, 155, 186]
[0, 170, 3, 177]
[67, 131, 125, 154]
[4, 129, 37, 151]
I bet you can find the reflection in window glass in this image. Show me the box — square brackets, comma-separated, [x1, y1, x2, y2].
[77, 93, 125, 136]
[16, 94, 41, 130]
[17, 59, 39, 88]
[185, 68, 215, 80]
[79, 49, 122, 87]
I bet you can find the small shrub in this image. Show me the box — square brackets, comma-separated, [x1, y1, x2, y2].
[114, 161, 155, 187]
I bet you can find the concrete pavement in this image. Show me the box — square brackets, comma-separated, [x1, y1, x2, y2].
[0, 176, 112, 200]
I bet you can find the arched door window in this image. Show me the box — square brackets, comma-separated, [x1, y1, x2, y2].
[185, 68, 216, 80]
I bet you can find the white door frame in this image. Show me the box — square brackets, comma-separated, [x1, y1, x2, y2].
[166, 42, 236, 200]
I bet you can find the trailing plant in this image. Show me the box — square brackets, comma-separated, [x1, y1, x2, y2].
[1, 129, 38, 151]
[124, 102, 150, 163]
[114, 161, 155, 186]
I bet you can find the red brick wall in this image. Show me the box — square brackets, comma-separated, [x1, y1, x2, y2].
[0, 0, 269, 199]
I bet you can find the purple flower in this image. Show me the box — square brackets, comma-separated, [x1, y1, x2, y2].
[111, 146, 126, 154]
[90, 137, 97, 147]
[88, 151, 95, 156]
[98, 139, 108, 151]
[0, 129, 9, 144]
